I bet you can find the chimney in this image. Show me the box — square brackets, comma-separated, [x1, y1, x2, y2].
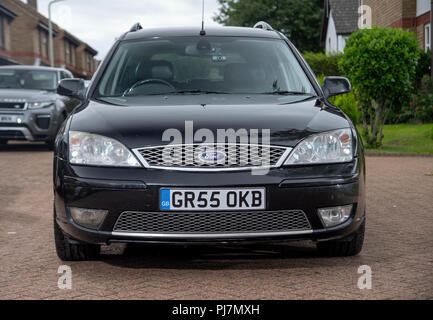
[27, 0, 38, 11]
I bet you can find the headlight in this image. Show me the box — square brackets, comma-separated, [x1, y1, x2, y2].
[69, 131, 141, 167]
[28, 101, 54, 109]
[285, 129, 353, 165]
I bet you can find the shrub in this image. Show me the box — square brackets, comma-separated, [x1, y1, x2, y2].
[316, 74, 325, 85]
[340, 27, 420, 148]
[398, 76, 433, 124]
[331, 92, 360, 124]
[416, 50, 432, 86]
[303, 52, 342, 77]
[387, 50, 430, 124]
[399, 95, 433, 124]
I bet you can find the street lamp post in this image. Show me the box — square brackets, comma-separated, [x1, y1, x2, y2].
[430, 0, 432, 80]
[48, 0, 65, 67]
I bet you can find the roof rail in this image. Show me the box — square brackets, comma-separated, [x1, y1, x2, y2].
[129, 23, 143, 32]
[253, 21, 274, 31]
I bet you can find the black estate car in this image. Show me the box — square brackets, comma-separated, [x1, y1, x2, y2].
[53, 22, 366, 261]
[0, 66, 78, 148]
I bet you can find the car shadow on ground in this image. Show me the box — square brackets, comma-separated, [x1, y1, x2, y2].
[0, 142, 51, 152]
[100, 242, 356, 270]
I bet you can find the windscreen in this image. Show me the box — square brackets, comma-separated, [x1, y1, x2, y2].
[96, 37, 316, 98]
[0, 69, 58, 91]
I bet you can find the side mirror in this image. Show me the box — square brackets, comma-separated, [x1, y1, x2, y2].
[57, 78, 86, 101]
[322, 76, 352, 99]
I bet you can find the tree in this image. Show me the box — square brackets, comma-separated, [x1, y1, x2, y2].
[340, 27, 420, 148]
[213, 0, 323, 52]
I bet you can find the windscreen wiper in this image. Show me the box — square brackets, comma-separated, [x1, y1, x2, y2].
[260, 91, 317, 96]
[163, 90, 229, 95]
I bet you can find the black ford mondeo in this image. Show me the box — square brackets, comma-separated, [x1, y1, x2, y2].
[53, 23, 366, 261]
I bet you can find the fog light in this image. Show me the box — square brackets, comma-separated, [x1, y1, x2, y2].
[318, 205, 353, 227]
[70, 207, 108, 230]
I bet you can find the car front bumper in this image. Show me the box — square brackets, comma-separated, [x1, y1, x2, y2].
[0, 107, 61, 141]
[54, 157, 366, 245]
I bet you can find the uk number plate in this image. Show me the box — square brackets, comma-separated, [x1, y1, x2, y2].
[0, 115, 15, 123]
[160, 188, 266, 211]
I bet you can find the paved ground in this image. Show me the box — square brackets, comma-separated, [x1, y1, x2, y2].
[0, 143, 432, 300]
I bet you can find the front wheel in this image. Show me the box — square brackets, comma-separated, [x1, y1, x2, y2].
[317, 220, 365, 257]
[54, 212, 100, 261]
[0, 139, 8, 145]
[46, 140, 55, 151]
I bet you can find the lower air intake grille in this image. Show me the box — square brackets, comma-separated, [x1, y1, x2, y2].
[0, 130, 24, 139]
[36, 116, 50, 130]
[113, 210, 311, 234]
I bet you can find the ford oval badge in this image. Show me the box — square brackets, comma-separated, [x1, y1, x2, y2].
[197, 150, 227, 164]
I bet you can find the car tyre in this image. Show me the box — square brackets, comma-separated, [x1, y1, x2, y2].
[0, 139, 8, 145]
[54, 211, 100, 261]
[317, 220, 365, 257]
[46, 140, 55, 151]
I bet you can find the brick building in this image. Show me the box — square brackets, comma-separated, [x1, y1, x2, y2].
[0, 0, 98, 79]
[322, 0, 431, 53]
[362, 0, 431, 52]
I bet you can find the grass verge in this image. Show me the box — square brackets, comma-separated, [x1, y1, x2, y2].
[357, 124, 433, 154]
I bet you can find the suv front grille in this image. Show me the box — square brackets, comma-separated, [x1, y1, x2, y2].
[0, 102, 26, 110]
[113, 210, 311, 234]
[133, 144, 290, 171]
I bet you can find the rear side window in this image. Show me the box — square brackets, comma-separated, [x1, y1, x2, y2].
[61, 71, 72, 79]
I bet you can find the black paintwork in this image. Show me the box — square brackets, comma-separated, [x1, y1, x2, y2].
[66, 97, 349, 150]
[53, 26, 366, 245]
[122, 26, 283, 41]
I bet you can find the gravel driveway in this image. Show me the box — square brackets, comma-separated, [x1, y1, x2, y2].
[0, 144, 432, 299]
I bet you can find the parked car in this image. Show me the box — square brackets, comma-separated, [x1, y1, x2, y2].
[53, 23, 366, 261]
[0, 66, 79, 148]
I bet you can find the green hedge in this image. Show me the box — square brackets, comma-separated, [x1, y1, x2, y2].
[330, 93, 360, 124]
[303, 52, 342, 77]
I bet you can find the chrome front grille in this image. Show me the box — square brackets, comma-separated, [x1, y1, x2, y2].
[113, 210, 312, 234]
[133, 144, 290, 171]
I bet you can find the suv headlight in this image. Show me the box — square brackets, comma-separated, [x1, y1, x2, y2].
[285, 129, 353, 165]
[28, 101, 54, 109]
[69, 131, 141, 167]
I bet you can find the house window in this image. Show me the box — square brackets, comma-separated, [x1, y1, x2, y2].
[0, 15, 5, 48]
[87, 54, 92, 72]
[39, 29, 48, 58]
[65, 41, 70, 64]
[426, 23, 431, 52]
[64, 40, 77, 66]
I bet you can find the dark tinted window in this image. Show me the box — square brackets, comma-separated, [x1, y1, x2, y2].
[97, 37, 315, 97]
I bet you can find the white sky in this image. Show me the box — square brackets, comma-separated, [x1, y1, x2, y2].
[32, 0, 221, 59]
